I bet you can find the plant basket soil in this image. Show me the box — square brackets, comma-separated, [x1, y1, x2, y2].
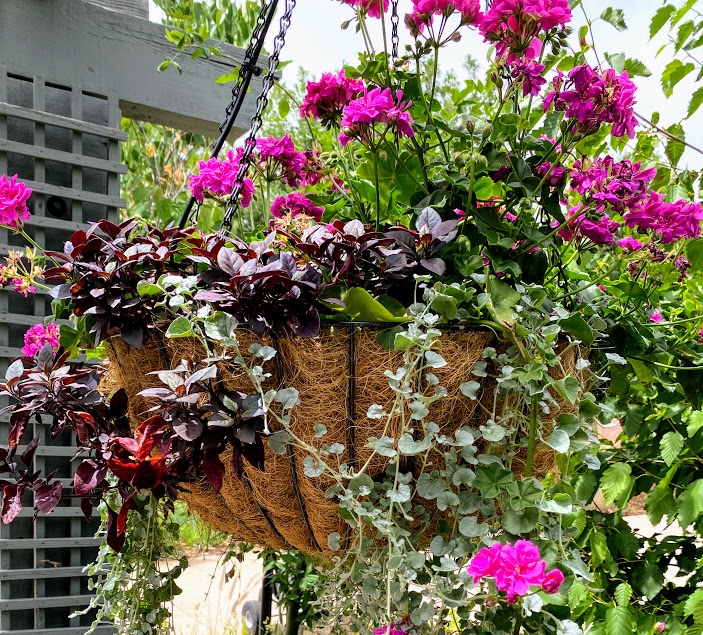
[103, 325, 574, 556]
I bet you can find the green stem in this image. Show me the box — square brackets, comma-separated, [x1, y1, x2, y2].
[372, 143, 382, 230]
[525, 400, 538, 478]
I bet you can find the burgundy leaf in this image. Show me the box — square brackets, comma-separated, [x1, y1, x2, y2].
[20, 435, 41, 466]
[420, 257, 446, 276]
[7, 413, 29, 452]
[1, 484, 22, 523]
[81, 497, 93, 523]
[202, 450, 226, 494]
[74, 460, 107, 495]
[34, 481, 62, 514]
[173, 419, 203, 441]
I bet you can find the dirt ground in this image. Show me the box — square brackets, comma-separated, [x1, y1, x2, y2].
[172, 548, 263, 635]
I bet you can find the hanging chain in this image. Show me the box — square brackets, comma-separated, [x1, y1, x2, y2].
[391, 0, 400, 61]
[222, 0, 297, 232]
[219, 0, 275, 137]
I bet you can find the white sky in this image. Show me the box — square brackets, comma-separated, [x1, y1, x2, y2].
[148, 0, 702, 168]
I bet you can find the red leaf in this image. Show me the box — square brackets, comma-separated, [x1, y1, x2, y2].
[117, 494, 136, 536]
[35, 481, 62, 514]
[105, 506, 126, 553]
[202, 450, 225, 494]
[1, 485, 22, 523]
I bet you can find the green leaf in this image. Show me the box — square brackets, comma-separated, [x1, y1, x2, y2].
[424, 350, 447, 368]
[458, 516, 488, 537]
[373, 436, 397, 457]
[688, 86, 703, 118]
[436, 490, 460, 511]
[473, 175, 495, 200]
[624, 58, 652, 78]
[327, 532, 341, 551]
[460, 380, 481, 400]
[684, 588, 703, 623]
[615, 582, 633, 607]
[342, 287, 407, 323]
[136, 280, 162, 297]
[215, 71, 239, 84]
[601, 7, 627, 31]
[268, 430, 292, 455]
[474, 463, 513, 498]
[686, 239, 703, 272]
[349, 473, 374, 495]
[661, 60, 695, 98]
[688, 410, 703, 437]
[275, 387, 300, 410]
[303, 456, 326, 478]
[204, 312, 237, 341]
[397, 432, 432, 456]
[632, 563, 664, 599]
[502, 507, 539, 534]
[645, 485, 676, 525]
[546, 429, 571, 453]
[416, 472, 446, 499]
[551, 376, 580, 405]
[660, 431, 684, 466]
[452, 467, 475, 486]
[540, 493, 573, 514]
[605, 606, 633, 635]
[165, 317, 194, 338]
[605, 52, 626, 73]
[600, 463, 633, 505]
[559, 314, 594, 345]
[665, 123, 686, 167]
[590, 531, 611, 568]
[676, 479, 703, 526]
[487, 276, 521, 326]
[650, 5, 676, 38]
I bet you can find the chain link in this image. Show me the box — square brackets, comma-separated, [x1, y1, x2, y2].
[391, 0, 400, 61]
[222, 0, 296, 233]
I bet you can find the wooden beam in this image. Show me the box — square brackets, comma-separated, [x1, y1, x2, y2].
[0, 0, 258, 138]
[85, 0, 149, 19]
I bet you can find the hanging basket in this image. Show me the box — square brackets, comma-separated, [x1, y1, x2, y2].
[103, 325, 573, 556]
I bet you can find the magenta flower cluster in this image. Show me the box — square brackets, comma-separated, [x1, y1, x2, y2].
[338, 0, 388, 18]
[339, 87, 415, 146]
[373, 617, 409, 635]
[21, 322, 60, 358]
[544, 65, 638, 138]
[188, 150, 254, 208]
[405, 0, 482, 34]
[624, 191, 703, 244]
[0, 174, 32, 228]
[300, 70, 365, 126]
[570, 156, 656, 213]
[255, 135, 307, 187]
[556, 206, 620, 246]
[480, 0, 571, 63]
[270, 192, 324, 222]
[509, 59, 547, 96]
[467, 540, 564, 603]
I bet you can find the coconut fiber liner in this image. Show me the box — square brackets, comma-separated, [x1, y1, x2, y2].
[103, 326, 576, 556]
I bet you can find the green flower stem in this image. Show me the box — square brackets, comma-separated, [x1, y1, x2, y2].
[525, 399, 538, 478]
[372, 144, 382, 231]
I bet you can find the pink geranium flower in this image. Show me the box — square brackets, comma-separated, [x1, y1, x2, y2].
[0, 174, 32, 228]
[406, 0, 482, 34]
[339, 87, 415, 146]
[300, 70, 365, 126]
[467, 540, 564, 601]
[544, 65, 638, 138]
[650, 312, 663, 323]
[556, 206, 620, 246]
[624, 190, 703, 244]
[270, 192, 324, 222]
[21, 322, 60, 357]
[188, 150, 254, 208]
[338, 0, 389, 18]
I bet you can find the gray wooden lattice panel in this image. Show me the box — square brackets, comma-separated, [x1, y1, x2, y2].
[0, 66, 125, 634]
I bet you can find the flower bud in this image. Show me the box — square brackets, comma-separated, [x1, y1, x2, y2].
[451, 31, 462, 42]
[655, 623, 666, 634]
[490, 72, 503, 89]
[471, 153, 488, 169]
[465, 119, 475, 134]
[559, 120, 570, 133]
[481, 124, 493, 139]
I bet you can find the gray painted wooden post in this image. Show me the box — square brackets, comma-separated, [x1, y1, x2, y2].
[0, 1, 260, 632]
